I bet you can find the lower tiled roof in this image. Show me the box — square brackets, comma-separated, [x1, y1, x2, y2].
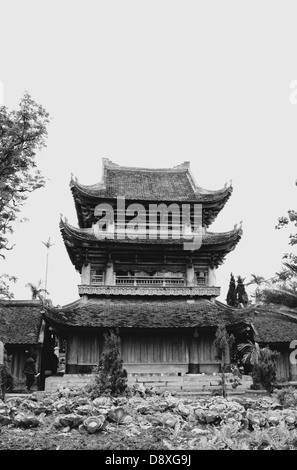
[44, 298, 245, 329]
[0, 300, 44, 345]
[236, 304, 297, 344]
[44, 299, 297, 344]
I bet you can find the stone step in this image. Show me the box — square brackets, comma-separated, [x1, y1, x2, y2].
[45, 373, 253, 394]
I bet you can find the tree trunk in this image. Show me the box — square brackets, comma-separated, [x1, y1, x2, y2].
[0, 365, 5, 402]
[221, 360, 226, 398]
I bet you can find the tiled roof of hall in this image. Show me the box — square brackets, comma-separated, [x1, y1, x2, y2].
[70, 158, 233, 203]
[0, 300, 44, 345]
[43, 298, 246, 330]
[59, 217, 243, 247]
[43, 298, 297, 344]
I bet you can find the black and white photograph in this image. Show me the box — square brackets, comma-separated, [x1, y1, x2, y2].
[1, 0, 297, 456]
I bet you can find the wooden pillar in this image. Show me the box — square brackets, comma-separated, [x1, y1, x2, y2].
[66, 334, 79, 374]
[289, 354, 297, 381]
[288, 342, 297, 381]
[208, 267, 217, 287]
[105, 262, 114, 285]
[188, 330, 199, 373]
[186, 264, 196, 286]
[81, 263, 91, 285]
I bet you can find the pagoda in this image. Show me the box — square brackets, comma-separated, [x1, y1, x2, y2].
[44, 158, 243, 385]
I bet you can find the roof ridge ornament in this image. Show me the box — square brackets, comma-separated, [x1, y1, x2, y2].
[173, 161, 190, 169]
[70, 173, 78, 187]
[102, 158, 120, 168]
[233, 221, 243, 231]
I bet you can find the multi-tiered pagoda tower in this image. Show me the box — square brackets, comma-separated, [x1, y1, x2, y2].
[45, 159, 243, 384]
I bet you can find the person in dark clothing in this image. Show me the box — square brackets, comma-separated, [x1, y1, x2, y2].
[51, 351, 59, 375]
[23, 353, 38, 392]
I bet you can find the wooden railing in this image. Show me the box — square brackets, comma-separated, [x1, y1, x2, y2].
[90, 274, 103, 285]
[196, 277, 207, 285]
[115, 276, 185, 287]
[89, 275, 207, 286]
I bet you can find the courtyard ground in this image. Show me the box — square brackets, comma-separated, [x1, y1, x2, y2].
[1, 384, 297, 453]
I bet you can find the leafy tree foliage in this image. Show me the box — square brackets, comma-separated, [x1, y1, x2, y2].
[246, 274, 267, 304]
[0, 350, 14, 400]
[226, 273, 249, 307]
[87, 330, 128, 398]
[226, 273, 236, 306]
[236, 275, 249, 307]
[214, 323, 234, 397]
[276, 192, 297, 265]
[0, 274, 17, 299]
[0, 92, 50, 258]
[25, 279, 49, 300]
[237, 342, 279, 393]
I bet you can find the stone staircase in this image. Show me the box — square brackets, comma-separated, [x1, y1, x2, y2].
[129, 373, 253, 394]
[44, 372, 253, 395]
[45, 374, 94, 393]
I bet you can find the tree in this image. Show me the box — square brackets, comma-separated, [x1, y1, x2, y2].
[0, 349, 14, 401]
[237, 341, 279, 393]
[276, 191, 297, 264]
[260, 263, 297, 308]
[0, 274, 17, 299]
[272, 182, 297, 302]
[246, 274, 267, 304]
[87, 329, 128, 398]
[236, 276, 249, 307]
[226, 273, 237, 307]
[0, 92, 50, 259]
[42, 237, 54, 300]
[214, 323, 234, 397]
[25, 280, 49, 300]
[237, 341, 261, 366]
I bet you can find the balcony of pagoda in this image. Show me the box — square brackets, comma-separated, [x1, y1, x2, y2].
[78, 276, 220, 297]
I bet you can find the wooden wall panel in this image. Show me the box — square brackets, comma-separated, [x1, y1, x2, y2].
[73, 333, 101, 365]
[189, 332, 219, 364]
[276, 349, 290, 381]
[121, 332, 188, 364]
[10, 349, 25, 381]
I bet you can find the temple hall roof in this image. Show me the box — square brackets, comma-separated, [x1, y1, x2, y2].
[0, 300, 44, 345]
[43, 298, 242, 329]
[43, 299, 297, 344]
[232, 304, 297, 344]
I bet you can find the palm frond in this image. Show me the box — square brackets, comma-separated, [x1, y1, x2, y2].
[283, 262, 297, 275]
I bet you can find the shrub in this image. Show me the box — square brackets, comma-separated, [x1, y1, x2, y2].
[86, 329, 128, 398]
[277, 386, 297, 407]
[237, 342, 279, 393]
[0, 353, 14, 399]
[251, 348, 279, 393]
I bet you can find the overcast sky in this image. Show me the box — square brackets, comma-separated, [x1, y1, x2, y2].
[1, 1, 297, 305]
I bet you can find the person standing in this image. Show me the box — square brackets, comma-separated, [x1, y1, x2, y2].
[23, 352, 38, 393]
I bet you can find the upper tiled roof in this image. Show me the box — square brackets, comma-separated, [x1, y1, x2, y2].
[70, 159, 233, 203]
[60, 217, 243, 247]
[0, 300, 44, 345]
